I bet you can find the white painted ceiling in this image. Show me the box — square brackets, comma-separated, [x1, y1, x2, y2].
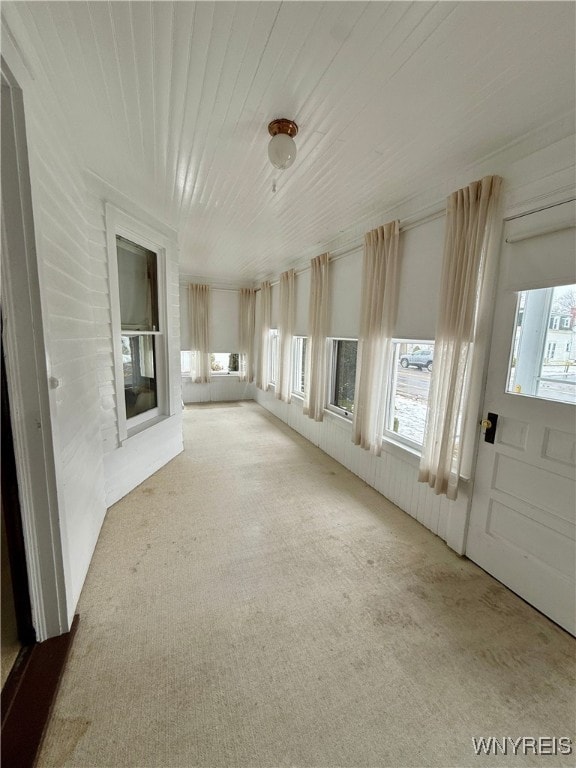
[3, 1, 575, 283]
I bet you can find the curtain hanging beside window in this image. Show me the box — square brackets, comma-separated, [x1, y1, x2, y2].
[419, 175, 502, 499]
[352, 220, 400, 454]
[189, 283, 211, 383]
[256, 281, 271, 390]
[276, 269, 296, 402]
[239, 288, 256, 383]
[304, 253, 330, 421]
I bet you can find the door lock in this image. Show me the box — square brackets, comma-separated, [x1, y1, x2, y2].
[480, 412, 498, 444]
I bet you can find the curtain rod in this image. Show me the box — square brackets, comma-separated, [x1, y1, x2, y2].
[260, 204, 446, 289]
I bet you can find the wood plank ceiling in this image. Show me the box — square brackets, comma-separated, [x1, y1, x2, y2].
[3, 1, 575, 283]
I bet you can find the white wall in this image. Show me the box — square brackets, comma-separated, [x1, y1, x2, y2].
[181, 282, 256, 403]
[2, 21, 183, 630]
[2, 47, 108, 625]
[88, 182, 183, 507]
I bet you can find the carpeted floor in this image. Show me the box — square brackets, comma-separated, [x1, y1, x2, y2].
[37, 401, 575, 767]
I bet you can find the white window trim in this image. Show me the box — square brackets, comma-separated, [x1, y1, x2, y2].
[268, 328, 279, 387]
[105, 203, 174, 444]
[382, 338, 435, 454]
[292, 335, 307, 396]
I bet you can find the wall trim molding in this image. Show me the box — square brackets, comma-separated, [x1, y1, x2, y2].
[1, 59, 69, 640]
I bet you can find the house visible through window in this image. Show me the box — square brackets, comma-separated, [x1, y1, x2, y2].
[329, 339, 357, 416]
[507, 284, 576, 404]
[385, 341, 435, 449]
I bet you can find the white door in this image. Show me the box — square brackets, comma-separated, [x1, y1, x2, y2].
[467, 200, 576, 636]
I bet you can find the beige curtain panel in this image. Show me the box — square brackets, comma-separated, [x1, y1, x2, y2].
[352, 220, 400, 454]
[239, 288, 256, 383]
[304, 253, 330, 421]
[188, 283, 211, 383]
[256, 281, 271, 390]
[276, 269, 296, 403]
[419, 175, 502, 499]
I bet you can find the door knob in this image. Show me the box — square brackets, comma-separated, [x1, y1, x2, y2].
[480, 412, 498, 444]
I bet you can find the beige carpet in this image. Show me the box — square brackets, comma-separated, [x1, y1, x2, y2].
[38, 401, 575, 767]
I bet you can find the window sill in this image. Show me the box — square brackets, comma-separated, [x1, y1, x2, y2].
[123, 413, 173, 444]
[324, 407, 353, 427]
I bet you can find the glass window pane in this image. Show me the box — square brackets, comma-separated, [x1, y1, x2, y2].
[333, 340, 357, 412]
[292, 336, 307, 394]
[116, 236, 158, 331]
[122, 335, 157, 418]
[210, 353, 239, 374]
[389, 342, 434, 446]
[507, 284, 576, 405]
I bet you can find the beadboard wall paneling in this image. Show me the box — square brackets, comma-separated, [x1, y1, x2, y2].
[3, 1, 574, 284]
[24, 95, 108, 618]
[84, 189, 184, 506]
[255, 388, 468, 553]
[183, 379, 256, 404]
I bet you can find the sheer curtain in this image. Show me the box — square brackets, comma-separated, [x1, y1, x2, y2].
[239, 288, 256, 383]
[276, 269, 295, 402]
[189, 283, 211, 383]
[419, 175, 502, 499]
[304, 253, 330, 421]
[352, 221, 400, 454]
[256, 281, 271, 390]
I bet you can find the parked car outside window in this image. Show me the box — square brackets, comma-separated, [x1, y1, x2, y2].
[399, 348, 433, 371]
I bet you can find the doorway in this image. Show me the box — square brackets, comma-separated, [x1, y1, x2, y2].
[467, 200, 576, 635]
[1, 327, 36, 686]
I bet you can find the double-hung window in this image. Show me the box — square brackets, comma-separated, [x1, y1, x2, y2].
[107, 205, 171, 441]
[328, 339, 358, 418]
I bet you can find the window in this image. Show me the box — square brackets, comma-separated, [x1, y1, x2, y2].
[507, 284, 576, 405]
[329, 339, 358, 417]
[385, 341, 435, 449]
[269, 329, 279, 385]
[292, 336, 307, 396]
[562, 316, 572, 329]
[116, 235, 164, 428]
[181, 351, 193, 376]
[106, 203, 173, 442]
[210, 353, 239, 375]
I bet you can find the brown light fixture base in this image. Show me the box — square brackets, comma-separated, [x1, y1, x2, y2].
[268, 118, 298, 138]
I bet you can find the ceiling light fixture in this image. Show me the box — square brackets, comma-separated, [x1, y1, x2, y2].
[267, 118, 299, 170]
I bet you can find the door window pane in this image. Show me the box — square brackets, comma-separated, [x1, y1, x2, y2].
[122, 335, 157, 418]
[507, 284, 576, 404]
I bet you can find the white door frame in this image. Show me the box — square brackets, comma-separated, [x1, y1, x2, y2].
[1, 58, 69, 640]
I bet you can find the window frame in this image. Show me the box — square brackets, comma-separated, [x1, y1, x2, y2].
[292, 335, 307, 397]
[106, 204, 172, 442]
[383, 339, 435, 454]
[268, 328, 279, 387]
[327, 338, 358, 420]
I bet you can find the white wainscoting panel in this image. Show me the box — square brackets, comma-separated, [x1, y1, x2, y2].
[183, 378, 256, 403]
